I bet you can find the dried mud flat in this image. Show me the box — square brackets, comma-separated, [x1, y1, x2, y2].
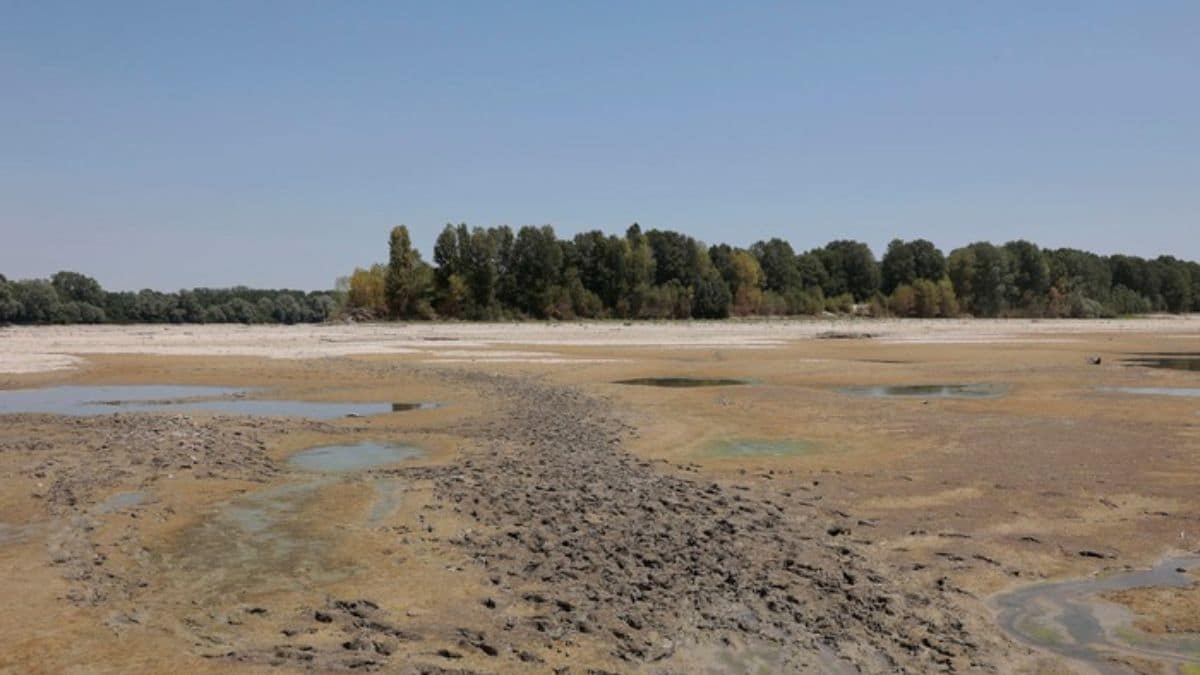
[2, 320, 1199, 674]
[409, 373, 1001, 672]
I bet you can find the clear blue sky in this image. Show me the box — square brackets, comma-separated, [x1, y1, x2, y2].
[2, 2, 1197, 291]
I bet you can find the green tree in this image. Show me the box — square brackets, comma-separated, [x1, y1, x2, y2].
[881, 240, 916, 295]
[646, 229, 709, 288]
[750, 239, 800, 293]
[817, 240, 881, 301]
[795, 251, 829, 291]
[1110, 285, 1152, 315]
[347, 265, 388, 317]
[910, 239, 946, 282]
[11, 279, 62, 323]
[562, 267, 604, 318]
[948, 243, 1012, 316]
[0, 276, 22, 322]
[881, 239, 946, 294]
[888, 284, 917, 317]
[1156, 257, 1193, 313]
[1004, 240, 1050, 310]
[692, 268, 732, 318]
[574, 230, 629, 311]
[512, 225, 564, 317]
[1046, 248, 1112, 309]
[622, 224, 656, 316]
[385, 225, 432, 318]
[224, 298, 258, 324]
[727, 250, 764, 315]
[51, 271, 105, 306]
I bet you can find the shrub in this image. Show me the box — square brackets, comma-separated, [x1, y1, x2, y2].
[786, 288, 825, 315]
[888, 284, 917, 317]
[1110, 284, 1152, 315]
[825, 292, 854, 314]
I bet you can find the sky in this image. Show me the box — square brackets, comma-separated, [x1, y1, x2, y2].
[2, 1, 1198, 291]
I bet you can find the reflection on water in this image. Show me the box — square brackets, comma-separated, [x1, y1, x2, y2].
[992, 555, 1200, 675]
[1123, 354, 1200, 372]
[0, 385, 437, 419]
[614, 377, 749, 388]
[392, 402, 440, 411]
[842, 384, 1006, 399]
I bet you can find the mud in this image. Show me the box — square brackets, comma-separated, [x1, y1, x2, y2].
[3, 320, 1200, 674]
[382, 372, 1002, 673]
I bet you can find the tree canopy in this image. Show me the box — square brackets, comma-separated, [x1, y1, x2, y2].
[5, 226, 1198, 325]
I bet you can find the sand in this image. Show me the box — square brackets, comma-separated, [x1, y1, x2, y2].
[2, 317, 1199, 374]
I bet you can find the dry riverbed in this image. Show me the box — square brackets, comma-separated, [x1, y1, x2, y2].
[1, 319, 1199, 674]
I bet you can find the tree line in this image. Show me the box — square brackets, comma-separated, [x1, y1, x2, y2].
[343, 224, 1200, 320]
[4, 225, 1198, 325]
[0, 271, 338, 324]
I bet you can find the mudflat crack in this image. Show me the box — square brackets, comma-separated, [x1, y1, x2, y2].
[419, 372, 995, 673]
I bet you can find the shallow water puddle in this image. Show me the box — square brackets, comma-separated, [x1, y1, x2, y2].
[287, 442, 423, 473]
[0, 385, 240, 415]
[842, 384, 1006, 399]
[1123, 354, 1200, 373]
[0, 384, 437, 418]
[369, 478, 406, 524]
[173, 479, 334, 598]
[614, 377, 749, 388]
[992, 555, 1200, 674]
[94, 491, 146, 514]
[1103, 387, 1200, 399]
[170, 443, 423, 599]
[171, 398, 421, 418]
[0, 522, 36, 545]
[702, 439, 817, 458]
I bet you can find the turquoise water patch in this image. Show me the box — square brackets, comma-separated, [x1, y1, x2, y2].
[287, 442, 423, 473]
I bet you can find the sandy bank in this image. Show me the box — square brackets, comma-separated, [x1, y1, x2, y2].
[1, 316, 1198, 374]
